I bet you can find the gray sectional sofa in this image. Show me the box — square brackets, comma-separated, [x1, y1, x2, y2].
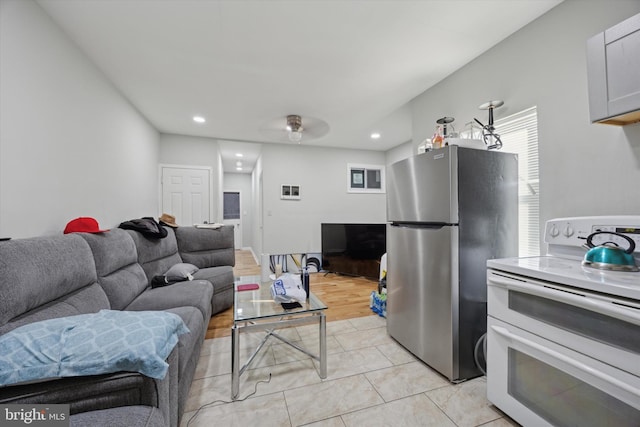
[0, 224, 235, 426]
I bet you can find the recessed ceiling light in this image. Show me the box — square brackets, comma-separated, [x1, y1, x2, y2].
[371, 132, 381, 139]
[193, 116, 206, 123]
[235, 153, 243, 157]
[236, 167, 242, 171]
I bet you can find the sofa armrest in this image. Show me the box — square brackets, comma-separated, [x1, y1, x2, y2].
[0, 348, 179, 427]
[175, 226, 235, 268]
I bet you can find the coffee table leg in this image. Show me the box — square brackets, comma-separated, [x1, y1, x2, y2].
[231, 324, 240, 399]
[319, 313, 327, 379]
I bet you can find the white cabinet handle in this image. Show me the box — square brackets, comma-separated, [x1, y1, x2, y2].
[491, 325, 640, 398]
[488, 273, 640, 326]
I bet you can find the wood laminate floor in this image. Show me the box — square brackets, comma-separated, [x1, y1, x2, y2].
[205, 250, 379, 339]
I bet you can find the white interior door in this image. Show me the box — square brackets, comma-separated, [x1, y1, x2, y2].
[223, 190, 242, 249]
[161, 166, 211, 226]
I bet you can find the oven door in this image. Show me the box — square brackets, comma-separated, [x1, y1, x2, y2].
[487, 317, 640, 427]
[487, 269, 640, 377]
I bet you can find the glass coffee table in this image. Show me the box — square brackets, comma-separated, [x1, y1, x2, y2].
[231, 275, 328, 399]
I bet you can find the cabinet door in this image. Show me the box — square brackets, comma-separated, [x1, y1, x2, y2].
[587, 13, 640, 124]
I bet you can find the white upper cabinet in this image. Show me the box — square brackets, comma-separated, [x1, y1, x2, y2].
[587, 12, 640, 125]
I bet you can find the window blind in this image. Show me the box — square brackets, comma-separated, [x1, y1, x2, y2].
[495, 107, 540, 257]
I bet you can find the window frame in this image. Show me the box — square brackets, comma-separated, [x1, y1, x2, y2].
[347, 163, 385, 194]
[494, 106, 540, 257]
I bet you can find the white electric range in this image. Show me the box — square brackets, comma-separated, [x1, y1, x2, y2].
[486, 216, 640, 427]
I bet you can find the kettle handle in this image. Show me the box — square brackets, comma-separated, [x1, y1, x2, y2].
[585, 231, 636, 254]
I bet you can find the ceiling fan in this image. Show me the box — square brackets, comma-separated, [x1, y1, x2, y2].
[260, 114, 330, 144]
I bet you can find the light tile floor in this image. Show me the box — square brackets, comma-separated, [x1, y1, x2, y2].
[182, 315, 520, 427]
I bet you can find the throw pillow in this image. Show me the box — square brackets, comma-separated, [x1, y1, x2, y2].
[165, 263, 199, 282]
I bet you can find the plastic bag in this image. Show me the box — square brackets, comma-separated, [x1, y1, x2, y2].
[270, 274, 306, 304]
[370, 291, 387, 318]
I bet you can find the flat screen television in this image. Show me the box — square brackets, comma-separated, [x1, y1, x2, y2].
[321, 223, 386, 280]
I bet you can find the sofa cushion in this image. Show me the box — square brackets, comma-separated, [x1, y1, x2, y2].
[192, 266, 234, 315]
[174, 226, 235, 268]
[192, 266, 234, 295]
[126, 228, 183, 285]
[0, 234, 103, 329]
[79, 229, 149, 310]
[0, 284, 110, 336]
[0, 310, 189, 387]
[125, 280, 213, 323]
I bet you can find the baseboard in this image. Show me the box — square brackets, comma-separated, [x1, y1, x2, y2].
[246, 247, 260, 265]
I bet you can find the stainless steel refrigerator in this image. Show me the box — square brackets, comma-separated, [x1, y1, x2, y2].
[386, 146, 518, 382]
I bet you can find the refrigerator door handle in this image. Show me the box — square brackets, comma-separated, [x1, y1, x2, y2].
[390, 222, 458, 229]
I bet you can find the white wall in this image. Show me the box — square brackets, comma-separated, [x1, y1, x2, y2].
[224, 172, 253, 248]
[216, 150, 224, 222]
[410, 0, 640, 235]
[261, 143, 387, 255]
[251, 155, 264, 261]
[158, 133, 223, 221]
[385, 140, 413, 167]
[0, 0, 159, 238]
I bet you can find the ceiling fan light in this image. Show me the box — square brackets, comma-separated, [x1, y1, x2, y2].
[288, 130, 303, 143]
[286, 115, 304, 143]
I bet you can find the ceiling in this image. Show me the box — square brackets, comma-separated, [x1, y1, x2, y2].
[37, 0, 562, 173]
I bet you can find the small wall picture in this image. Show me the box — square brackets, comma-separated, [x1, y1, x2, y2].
[281, 184, 301, 200]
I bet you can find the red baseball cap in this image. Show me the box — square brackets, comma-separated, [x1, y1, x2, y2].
[64, 217, 109, 234]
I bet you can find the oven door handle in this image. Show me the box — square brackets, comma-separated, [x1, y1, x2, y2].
[491, 325, 640, 398]
[489, 274, 640, 326]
